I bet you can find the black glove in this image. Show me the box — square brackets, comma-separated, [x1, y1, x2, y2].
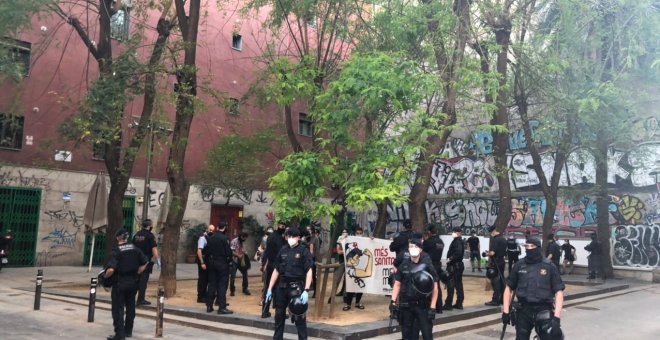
[502, 312, 511, 325]
[428, 309, 436, 321]
[551, 316, 561, 329]
[389, 301, 399, 319]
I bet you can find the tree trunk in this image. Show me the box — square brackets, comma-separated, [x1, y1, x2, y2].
[160, 0, 201, 297]
[374, 201, 389, 238]
[595, 132, 614, 278]
[284, 104, 303, 153]
[409, 0, 470, 230]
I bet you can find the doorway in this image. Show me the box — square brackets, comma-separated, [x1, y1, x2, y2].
[210, 205, 243, 239]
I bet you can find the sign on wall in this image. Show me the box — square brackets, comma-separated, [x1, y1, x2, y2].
[342, 236, 396, 295]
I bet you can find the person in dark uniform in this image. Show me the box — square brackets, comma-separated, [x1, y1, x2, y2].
[390, 219, 414, 256]
[104, 228, 148, 340]
[584, 233, 602, 279]
[422, 224, 444, 314]
[560, 240, 576, 275]
[502, 237, 565, 340]
[486, 226, 507, 306]
[265, 227, 314, 340]
[205, 222, 233, 314]
[261, 222, 287, 318]
[132, 219, 160, 306]
[507, 234, 520, 273]
[545, 234, 561, 272]
[443, 227, 465, 310]
[467, 231, 482, 272]
[196, 224, 216, 303]
[391, 233, 439, 340]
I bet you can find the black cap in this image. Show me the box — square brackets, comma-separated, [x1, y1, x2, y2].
[409, 233, 423, 247]
[487, 225, 497, 233]
[452, 227, 462, 233]
[526, 237, 541, 247]
[286, 227, 301, 237]
[425, 224, 436, 233]
[403, 219, 413, 230]
[115, 228, 129, 238]
[143, 219, 153, 227]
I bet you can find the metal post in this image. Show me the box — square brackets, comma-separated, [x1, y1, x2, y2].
[88, 277, 97, 322]
[142, 123, 154, 221]
[155, 287, 164, 337]
[34, 269, 43, 310]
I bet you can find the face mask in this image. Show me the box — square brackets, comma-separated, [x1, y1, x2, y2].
[288, 238, 298, 247]
[525, 247, 542, 263]
[409, 247, 421, 257]
[452, 232, 458, 238]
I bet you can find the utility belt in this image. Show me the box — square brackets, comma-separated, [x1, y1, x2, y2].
[206, 254, 231, 265]
[518, 298, 553, 310]
[278, 278, 304, 289]
[398, 299, 429, 309]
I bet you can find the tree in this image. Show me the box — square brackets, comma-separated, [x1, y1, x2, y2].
[160, 0, 202, 297]
[51, 0, 175, 260]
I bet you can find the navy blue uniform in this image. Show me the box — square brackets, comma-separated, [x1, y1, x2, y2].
[546, 241, 561, 272]
[205, 231, 232, 311]
[262, 230, 286, 316]
[422, 234, 444, 312]
[273, 244, 314, 340]
[507, 258, 565, 340]
[394, 253, 438, 340]
[107, 243, 148, 338]
[489, 234, 507, 304]
[444, 237, 465, 308]
[132, 229, 157, 303]
[507, 238, 520, 272]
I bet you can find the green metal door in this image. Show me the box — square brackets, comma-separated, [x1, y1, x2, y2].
[0, 187, 41, 266]
[83, 196, 135, 265]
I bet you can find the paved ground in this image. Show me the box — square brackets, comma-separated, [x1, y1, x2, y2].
[441, 284, 660, 340]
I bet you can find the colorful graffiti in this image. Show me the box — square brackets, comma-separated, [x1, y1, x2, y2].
[613, 225, 660, 268]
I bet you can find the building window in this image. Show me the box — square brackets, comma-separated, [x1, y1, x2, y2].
[228, 98, 240, 115]
[111, 9, 130, 41]
[1, 38, 31, 76]
[0, 113, 24, 150]
[92, 141, 105, 160]
[232, 34, 242, 51]
[299, 112, 313, 137]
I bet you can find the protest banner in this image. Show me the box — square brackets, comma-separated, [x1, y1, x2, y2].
[342, 236, 396, 295]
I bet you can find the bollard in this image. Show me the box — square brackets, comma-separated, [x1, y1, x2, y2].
[34, 269, 43, 310]
[155, 287, 164, 337]
[88, 277, 97, 322]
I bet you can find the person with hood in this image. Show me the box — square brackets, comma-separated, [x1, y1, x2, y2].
[390, 233, 439, 340]
[502, 237, 565, 340]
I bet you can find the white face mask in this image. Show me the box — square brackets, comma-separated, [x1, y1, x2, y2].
[409, 247, 421, 257]
[288, 238, 298, 247]
[452, 232, 458, 238]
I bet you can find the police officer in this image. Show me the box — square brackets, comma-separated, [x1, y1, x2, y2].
[265, 227, 314, 340]
[422, 224, 444, 314]
[507, 233, 521, 273]
[132, 219, 160, 305]
[391, 234, 439, 340]
[502, 237, 565, 340]
[443, 227, 465, 310]
[205, 222, 233, 314]
[196, 224, 216, 303]
[584, 233, 602, 279]
[104, 228, 148, 340]
[262, 222, 287, 318]
[390, 219, 414, 256]
[486, 226, 507, 306]
[545, 234, 561, 272]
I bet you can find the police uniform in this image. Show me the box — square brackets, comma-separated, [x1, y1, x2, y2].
[205, 226, 233, 314]
[272, 228, 313, 340]
[507, 237, 520, 273]
[422, 230, 444, 313]
[444, 230, 465, 309]
[262, 226, 287, 318]
[393, 248, 438, 340]
[487, 232, 507, 305]
[390, 224, 413, 256]
[546, 239, 561, 272]
[132, 223, 157, 304]
[107, 230, 148, 340]
[506, 238, 565, 340]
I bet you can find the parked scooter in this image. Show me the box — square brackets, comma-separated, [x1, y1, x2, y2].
[0, 231, 13, 271]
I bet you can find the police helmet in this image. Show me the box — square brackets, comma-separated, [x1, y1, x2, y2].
[412, 270, 434, 296]
[288, 296, 308, 316]
[97, 269, 115, 289]
[439, 269, 450, 284]
[486, 266, 498, 279]
[536, 320, 564, 340]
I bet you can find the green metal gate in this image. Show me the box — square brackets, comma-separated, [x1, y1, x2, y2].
[0, 187, 41, 267]
[83, 196, 135, 265]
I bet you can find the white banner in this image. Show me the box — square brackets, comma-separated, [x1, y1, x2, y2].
[342, 236, 396, 295]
